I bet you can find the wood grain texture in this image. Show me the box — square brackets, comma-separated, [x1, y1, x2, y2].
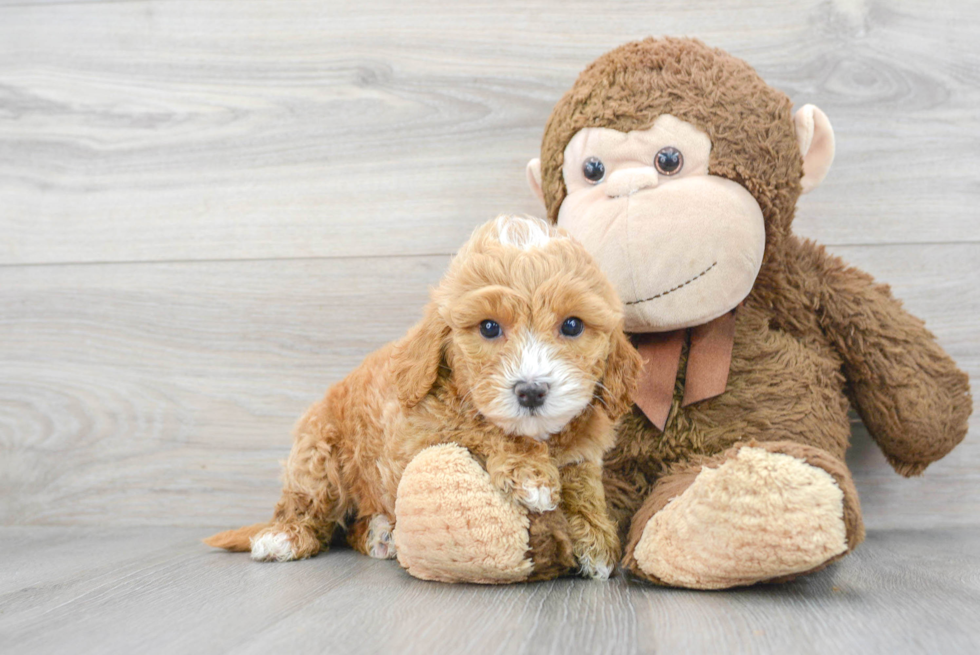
[1, 2, 978, 650]
[2, 526, 979, 654]
[0, 244, 976, 528]
[1, 0, 979, 265]
[0, 0, 976, 542]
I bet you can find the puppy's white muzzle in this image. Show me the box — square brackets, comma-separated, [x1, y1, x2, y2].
[485, 332, 592, 440]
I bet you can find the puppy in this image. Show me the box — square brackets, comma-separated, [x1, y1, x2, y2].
[205, 215, 641, 578]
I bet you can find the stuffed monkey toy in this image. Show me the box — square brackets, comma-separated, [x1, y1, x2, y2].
[393, 37, 972, 588]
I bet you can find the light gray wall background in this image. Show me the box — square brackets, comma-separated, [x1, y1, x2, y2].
[1, 0, 977, 531]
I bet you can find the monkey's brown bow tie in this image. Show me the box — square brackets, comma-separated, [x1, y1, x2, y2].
[632, 309, 737, 431]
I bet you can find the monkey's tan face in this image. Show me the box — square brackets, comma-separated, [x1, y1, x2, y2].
[556, 115, 765, 332]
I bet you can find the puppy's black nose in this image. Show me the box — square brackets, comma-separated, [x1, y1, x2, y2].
[514, 381, 549, 409]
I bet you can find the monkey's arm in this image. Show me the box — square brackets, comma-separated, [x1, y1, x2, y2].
[796, 238, 972, 476]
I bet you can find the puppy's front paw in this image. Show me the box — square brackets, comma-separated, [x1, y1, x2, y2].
[250, 532, 298, 562]
[490, 461, 561, 513]
[516, 482, 558, 513]
[577, 553, 615, 580]
[572, 519, 620, 580]
[367, 515, 397, 560]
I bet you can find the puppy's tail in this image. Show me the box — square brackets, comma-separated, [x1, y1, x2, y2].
[203, 522, 271, 552]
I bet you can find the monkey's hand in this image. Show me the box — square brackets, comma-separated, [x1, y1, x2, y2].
[560, 461, 620, 580]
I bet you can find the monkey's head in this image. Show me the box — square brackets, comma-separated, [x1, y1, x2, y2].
[527, 38, 834, 332]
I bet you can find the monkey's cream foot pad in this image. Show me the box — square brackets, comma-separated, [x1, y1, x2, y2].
[631, 446, 848, 589]
[393, 443, 534, 583]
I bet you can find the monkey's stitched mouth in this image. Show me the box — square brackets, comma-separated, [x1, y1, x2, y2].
[625, 262, 718, 306]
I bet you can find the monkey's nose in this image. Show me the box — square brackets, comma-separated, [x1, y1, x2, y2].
[604, 166, 659, 198]
[514, 381, 549, 409]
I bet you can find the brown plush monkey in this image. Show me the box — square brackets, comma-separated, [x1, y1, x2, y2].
[393, 38, 972, 588]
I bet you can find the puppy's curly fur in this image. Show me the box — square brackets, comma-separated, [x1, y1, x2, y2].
[206, 215, 641, 578]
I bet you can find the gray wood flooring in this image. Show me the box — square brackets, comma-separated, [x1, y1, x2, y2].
[1, 0, 978, 652]
[1, 526, 979, 655]
[2, 0, 977, 530]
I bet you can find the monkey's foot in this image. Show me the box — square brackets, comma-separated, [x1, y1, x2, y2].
[393, 444, 576, 583]
[623, 442, 864, 589]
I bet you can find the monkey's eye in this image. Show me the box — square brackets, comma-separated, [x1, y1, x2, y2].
[560, 317, 585, 337]
[582, 157, 606, 184]
[479, 320, 502, 339]
[654, 147, 683, 176]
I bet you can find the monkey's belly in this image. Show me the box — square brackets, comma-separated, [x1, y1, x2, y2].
[605, 323, 851, 515]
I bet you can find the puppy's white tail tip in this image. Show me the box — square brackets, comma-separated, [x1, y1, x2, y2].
[203, 522, 271, 552]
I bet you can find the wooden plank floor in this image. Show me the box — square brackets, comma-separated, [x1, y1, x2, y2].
[1, 526, 979, 655]
[1, 0, 978, 652]
[1, 0, 977, 528]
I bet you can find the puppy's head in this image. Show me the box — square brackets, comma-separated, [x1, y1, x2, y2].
[393, 215, 641, 440]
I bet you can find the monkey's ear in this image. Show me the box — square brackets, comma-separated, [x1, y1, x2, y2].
[391, 303, 450, 408]
[794, 104, 835, 194]
[526, 158, 545, 205]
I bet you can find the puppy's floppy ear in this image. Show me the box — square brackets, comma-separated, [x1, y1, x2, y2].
[391, 303, 450, 408]
[597, 329, 642, 420]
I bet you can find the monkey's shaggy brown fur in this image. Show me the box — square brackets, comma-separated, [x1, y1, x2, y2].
[525, 37, 972, 583]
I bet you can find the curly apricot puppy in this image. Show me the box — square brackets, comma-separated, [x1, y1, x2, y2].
[206, 215, 641, 579]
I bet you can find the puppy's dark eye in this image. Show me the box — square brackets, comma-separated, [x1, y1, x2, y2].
[479, 320, 502, 339]
[654, 147, 683, 176]
[582, 157, 605, 184]
[560, 317, 584, 337]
